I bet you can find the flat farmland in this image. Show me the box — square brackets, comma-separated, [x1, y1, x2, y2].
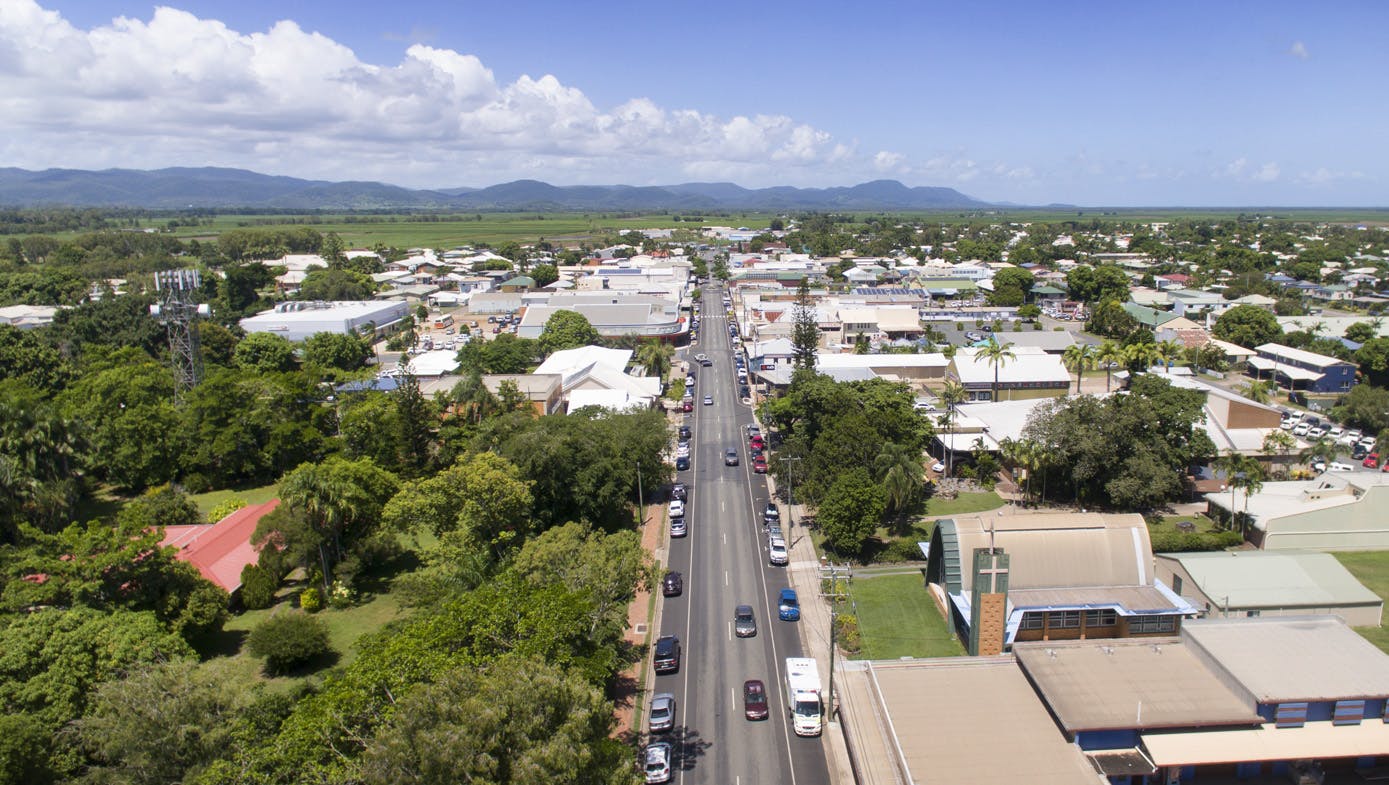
[167, 212, 773, 247]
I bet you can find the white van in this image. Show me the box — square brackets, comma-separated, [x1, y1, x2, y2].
[768, 537, 788, 566]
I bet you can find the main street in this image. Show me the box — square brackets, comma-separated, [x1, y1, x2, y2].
[653, 285, 832, 785]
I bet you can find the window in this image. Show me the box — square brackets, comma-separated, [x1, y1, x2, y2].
[1276, 702, 1308, 728]
[1171, 576, 1184, 595]
[1051, 611, 1081, 629]
[1019, 613, 1043, 630]
[1334, 700, 1366, 726]
[1084, 609, 1117, 627]
[1128, 615, 1177, 634]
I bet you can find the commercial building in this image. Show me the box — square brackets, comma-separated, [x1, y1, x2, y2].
[946, 345, 1071, 402]
[238, 300, 408, 342]
[1155, 551, 1382, 626]
[1205, 471, 1389, 551]
[1248, 342, 1356, 394]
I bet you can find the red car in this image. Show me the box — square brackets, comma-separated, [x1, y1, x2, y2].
[682, 400, 693, 413]
[1364, 453, 1379, 469]
[749, 435, 764, 450]
[753, 456, 768, 473]
[743, 679, 768, 720]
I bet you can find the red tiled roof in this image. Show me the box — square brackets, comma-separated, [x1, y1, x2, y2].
[161, 499, 280, 592]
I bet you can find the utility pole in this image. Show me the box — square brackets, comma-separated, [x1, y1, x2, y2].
[819, 560, 852, 722]
[635, 460, 644, 527]
[780, 455, 801, 526]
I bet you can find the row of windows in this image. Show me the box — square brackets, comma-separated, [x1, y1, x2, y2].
[1018, 609, 1120, 630]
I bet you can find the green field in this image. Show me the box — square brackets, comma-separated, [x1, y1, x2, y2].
[1334, 551, 1389, 654]
[847, 572, 964, 659]
[189, 482, 280, 518]
[923, 490, 1005, 517]
[159, 212, 775, 248]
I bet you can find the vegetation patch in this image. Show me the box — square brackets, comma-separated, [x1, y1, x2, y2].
[1335, 551, 1389, 654]
[1148, 514, 1243, 552]
[848, 573, 964, 659]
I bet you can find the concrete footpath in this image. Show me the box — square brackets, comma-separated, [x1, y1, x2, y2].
[768, 473, 903, 785]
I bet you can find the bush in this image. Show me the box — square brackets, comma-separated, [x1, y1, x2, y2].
[878, 537, 928, 563]
[247, 612, 331, 674]
[240, 564, 278, 610]
[298, 586, 323, 613]
[207, 497, 248, 523]
[1148, 528, 1244, 553]
[835, 612, 861, 654]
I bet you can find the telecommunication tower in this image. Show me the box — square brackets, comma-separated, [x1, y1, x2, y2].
[150, 269, 211, 402]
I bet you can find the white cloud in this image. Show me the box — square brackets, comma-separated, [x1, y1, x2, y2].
[1288, 40, 1309, 60]
[873, 151, 905, 171]
[1252, 162, 1280, 182]
[0, 1, 884, 187]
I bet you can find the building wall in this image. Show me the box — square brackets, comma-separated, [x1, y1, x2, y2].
[1154, 559, 1382, 626]
[1263, 485, 1389, 551]
[1012, 610, 1181, 643]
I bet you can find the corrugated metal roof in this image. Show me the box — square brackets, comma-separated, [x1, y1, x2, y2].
[1009, 586, 1181, 613]
[1183, 616, 1389, 703]
[949, 512, 1152, 593]
[1143, 721, 1389, 767]
[1157, 551, 1381, 609]
[868, 658, 1097, 785]
[1015, 638, 1261, 732]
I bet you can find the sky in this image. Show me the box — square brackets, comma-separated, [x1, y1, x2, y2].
[2, 0, 1386, 206]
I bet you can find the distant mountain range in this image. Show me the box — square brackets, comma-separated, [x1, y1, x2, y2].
[0, 166, 991, 211]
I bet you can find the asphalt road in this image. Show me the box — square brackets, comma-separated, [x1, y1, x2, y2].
[653, 288, 831, 785]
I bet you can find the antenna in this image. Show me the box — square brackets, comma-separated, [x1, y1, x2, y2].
[150, 269, 211, 403]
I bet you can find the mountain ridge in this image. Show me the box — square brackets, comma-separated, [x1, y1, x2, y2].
[0, 166, 991, 211]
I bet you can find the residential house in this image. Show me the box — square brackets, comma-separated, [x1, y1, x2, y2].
[1248, 343, 1356, 394]
[160, 500, 282, 593]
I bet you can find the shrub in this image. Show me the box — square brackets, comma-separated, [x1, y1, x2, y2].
[247, 612, 331, 674]
[835, 612, 861, 654]
[299, 586, 323, 613]
[240, 564, 278, 610]
[207, 497, 248, 524]
[1148, 528, 1244, 553]
[879, 538, 928, 563]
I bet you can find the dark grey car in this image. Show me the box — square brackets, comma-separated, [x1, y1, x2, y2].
[734, 604, 757, 637]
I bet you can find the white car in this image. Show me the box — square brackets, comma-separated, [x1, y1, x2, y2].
[931, 460, 946, 474]
[1280, 419, 1296, 431]
[1307, 426, 1327, 439]
[768, 537, 788, 566]
[1328, 462, 1355, 472]
[643, 742, 672, 784]
[668, 499, 685, 518]
[1293, 423, 1311, 436]
[1328, 426, 1345, 439]
[1359, 436, 1378, 449]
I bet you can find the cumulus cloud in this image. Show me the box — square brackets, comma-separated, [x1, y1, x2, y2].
[873, 151, 905, 171]
[1288, 40, 1309, 60]
[0, 1, 868, 187]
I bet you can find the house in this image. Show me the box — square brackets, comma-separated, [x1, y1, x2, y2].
[1122, 302, 1182, 330]
[480, 374, 563, 416]
[932, 397, 1056, 466]
[531, 345, 661, 412]
[813, 352, 949, 384]
[1167, 289, 1229, 320]
[923, 512, 1197, 655]
[498, 275, 536, 293]
[1248, 343, 1356, 394]
[518, 299, 684, 341]
[1155, 551, 1382, 626]
[0, 304, 62, 329]
[1205, 471, 1389, 551]
[946, 345, 1070, 402]
[160, 500, 281, 593]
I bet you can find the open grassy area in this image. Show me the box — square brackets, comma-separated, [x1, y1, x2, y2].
[847, 572, 963, 660]
[923, 490, 1005, 517]
[189, 483, 280, 518]
[1334, 551, 1389, 654]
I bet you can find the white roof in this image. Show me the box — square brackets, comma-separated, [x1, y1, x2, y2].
[815, 353, 948, 370]
[534, 345, 632, 375]
[951, 346, 1070, 386]
[566, 389, 645, 413]
[1204, 472, 1387, 526]
[404, 350, 460, 377]
[1245, 356, 1323, 380]
[1254, 343, 1350, 369]
[936, 398, 1059, 452]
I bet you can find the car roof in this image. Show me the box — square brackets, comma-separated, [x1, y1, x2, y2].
[645, 742, 670, 760]
[745, 678, 765, 690]
[736, 604, 754, 614]
[779, 587, 797, 599]
[770, 537, 786, 547]
[653, 692, 674, 704]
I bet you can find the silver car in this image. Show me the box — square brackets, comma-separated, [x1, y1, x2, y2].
[734, 604, 757, 637]
[649, 693, 676, 733]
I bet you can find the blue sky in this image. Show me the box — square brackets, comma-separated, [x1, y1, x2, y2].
[5, 1, 1386, 205]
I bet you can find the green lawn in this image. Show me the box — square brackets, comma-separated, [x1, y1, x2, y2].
[924, 490, 1005, 517]
[1151, 513, 1221, 535]
[1335, 551, 1389, 654]
[848, 573, 964, 660]
[189, 483, 280, 518]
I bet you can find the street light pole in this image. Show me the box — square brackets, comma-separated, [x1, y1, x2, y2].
[781, 456, 801, 526]
[635, 460, 644, 527]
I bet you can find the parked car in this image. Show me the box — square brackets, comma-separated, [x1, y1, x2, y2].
[778, 588, 801, 621]
[649, 693, 676, 733]
[749, 435, 764, 450]
[734, 604, 757, 637]
[682, 401, 693, 413]
[668, 499, 685, 518]
[678, 425, 692, 440]
[768, 537, 788, 566]
[931, 460, 946, 473]
[753, 456, 768, 473]
[1352, 445, 1370, 460]
[743, 679, 769, 720]
[1293, 423, 1311, 436]
[1364, 454, 1380, 469]
[1328, 462, 1355, 472]
[725, 448, 739, 466]
[653, 635, 681, 674]
[662, 571, 683, 596]
[670, 483, 687, 501]
[763, 503, 780, 524]
[643, 742, 672, 784]
[1308, 426, 1328, 439]
[675, 455, 690, 471]
[670, 516, 686, 537]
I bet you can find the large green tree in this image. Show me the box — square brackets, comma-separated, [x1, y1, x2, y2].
[1066, 265, 1130, 304]
[234, 332, 297, 373]
[302, 331, 372, 372]
[817, 468, 886, 557]
[987, 267, 1034, 307]
[538, 310, 600, 355]
[1212, 304, 1282, 348]
[791, 277, 819, 369]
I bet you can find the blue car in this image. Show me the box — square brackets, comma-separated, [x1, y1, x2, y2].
[778, 588, 800, 621]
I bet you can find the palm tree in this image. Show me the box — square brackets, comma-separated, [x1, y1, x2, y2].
[938, 380, 968, 478]
[1062, 343, 1096, 395]
[1241, 379, 1276, 405]
[1262, 429, 1296, 476]
[279, 463, 359, 595]
[1096, 339, 1124, 392]
[636, 339, 674, 381]
[978, 337, 1016, 402]
[1156, 339, 1185, 374]
[1124, 342, 1162, 374]
[874, 442, 924, 524]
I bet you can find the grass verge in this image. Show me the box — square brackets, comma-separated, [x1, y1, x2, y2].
[1335, 551, 1389, 654]
[845, 573, 963, 660]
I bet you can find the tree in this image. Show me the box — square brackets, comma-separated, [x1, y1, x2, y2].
[530, 263, 559, 288]
[874, 442, 924, 521]
[303, 331, 373, 372]
[1061, 343, 1095, 394]
[383, 451, 533, 565]
[393, 372, 434, 475]
[635, 338, 674, 380]
[1124, 341, 1162, 373]
[937, 380, 969, 477]
[1345, 321, 1379, 344]
[1331, 383, 1389, 434]
[1355, 338, 1389, 387]
[271, 457, 401, 595]
[538, 310, 600, 355]
[361, 655, 628, 785]
[1212, 304, 1282, 348]
[1095, 339, 1125, 392]
[0, 385, 86, 539]
[298, 267, 374, 301]
[978, 337, 1016, 402]
[247, 612, 332, 674]
[1066, 264, 1130, 304]
[1155, 339, 1186, 373]
[0, 713, 53, 785]
[987, 268, 1034, 307]
[1241, 379, 1276, 404]
[234, 331, 297, 373]
[791, 277, 819, 370]
[510, 522, 650, 641]
[0, 324, 71, 394]
[1086, 298, 1139, 338]
[456, 332, 540, 374]
[817, 468, 886, 556]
